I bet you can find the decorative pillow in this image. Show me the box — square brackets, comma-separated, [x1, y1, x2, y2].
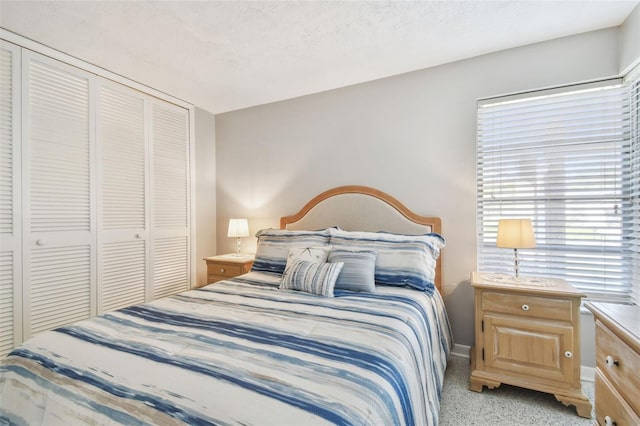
[328, 228, 445, 293]
[251, 228, 331, 275]
[285, 246, 331, 268]
[279, 260, 344, 297]
[328, 249, 377, 292]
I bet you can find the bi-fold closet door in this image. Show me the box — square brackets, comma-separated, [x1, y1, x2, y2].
[98, 81, 191, 309]
[0, 41, 191, 357]
[0, 41, 22, 357]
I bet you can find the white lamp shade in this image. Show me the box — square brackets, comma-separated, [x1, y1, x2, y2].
[227, 218, 250, 238]
[496, 219, 536, 249]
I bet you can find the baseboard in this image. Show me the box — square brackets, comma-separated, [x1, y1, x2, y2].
[581, 366, 595, 383]
[450, 343, 595, 383]
[451, 343, 471, 359]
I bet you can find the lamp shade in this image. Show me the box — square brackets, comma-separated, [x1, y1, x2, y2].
[496, 219, 536, 249]
[227, 218, 249, 238]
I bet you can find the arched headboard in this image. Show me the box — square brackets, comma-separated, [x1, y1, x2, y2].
[280, 185, 443, 292]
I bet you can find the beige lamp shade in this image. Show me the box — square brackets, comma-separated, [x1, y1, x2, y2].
[227, 218, 250, 238]
[496, 219, 536, 249]
[228, 218, 250, 254]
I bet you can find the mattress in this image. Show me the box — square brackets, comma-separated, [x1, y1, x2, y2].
[0, 271, 453, 425]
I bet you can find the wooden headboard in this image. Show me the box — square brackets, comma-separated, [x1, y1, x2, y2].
[280, 185, 443, 293]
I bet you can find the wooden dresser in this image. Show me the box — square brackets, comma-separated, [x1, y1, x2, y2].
[469, 272, 592, 418]
[585, 302, 640, 426]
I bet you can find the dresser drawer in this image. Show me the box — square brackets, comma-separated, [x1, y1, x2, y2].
[482, 291, 574, 322]
[595, 369, 640, 426]
[595, 321, 640, 414]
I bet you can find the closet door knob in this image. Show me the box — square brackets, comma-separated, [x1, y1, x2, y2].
[36, 239, 45, 246]
[135, 233, 143, 239]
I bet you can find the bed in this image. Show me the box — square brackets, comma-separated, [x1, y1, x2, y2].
[0, 185, 453, 426]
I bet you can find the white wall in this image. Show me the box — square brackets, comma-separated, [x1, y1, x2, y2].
[194, 107, 217, 286]
[620, 3, 640, 73]
[215, 28, 620, 352]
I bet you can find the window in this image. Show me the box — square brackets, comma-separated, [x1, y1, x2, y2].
[628, 67, 640, 305]
[477, 74, 639, 303]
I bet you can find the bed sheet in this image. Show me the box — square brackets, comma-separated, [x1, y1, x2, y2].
[0, 271, 452, 426]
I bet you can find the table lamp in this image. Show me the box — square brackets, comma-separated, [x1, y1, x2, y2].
[496, 218, 536, 278]
[227, 218, 249, 254]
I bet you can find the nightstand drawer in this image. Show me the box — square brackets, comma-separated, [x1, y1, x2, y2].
[595, 369, 640, 426]
[204, 255, 254, 285]
[211, 264, 245, 277]
[596, 321, 640, 414]
[482, 291, 574, 322]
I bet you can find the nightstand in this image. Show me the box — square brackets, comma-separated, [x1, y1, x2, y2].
[204, 254, 254, 284]
[469, 271, 592, 418]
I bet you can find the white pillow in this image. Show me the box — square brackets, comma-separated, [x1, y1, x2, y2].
[285, 246, 331, 270]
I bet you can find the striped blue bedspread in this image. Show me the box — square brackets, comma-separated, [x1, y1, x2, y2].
[0, 272, 453, 425]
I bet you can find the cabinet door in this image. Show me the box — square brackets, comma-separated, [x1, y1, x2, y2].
[97, 82, 147, 312]
[0, 41, 21, 357]
[22, 51, 95, 338]
[150, 101, 190, 298]
[482, 313, 575, 385]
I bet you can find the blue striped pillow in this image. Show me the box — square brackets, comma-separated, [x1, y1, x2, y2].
[329, 228, 445, 293]
[328, 249, 377, 292]
[279, 260, 344, 297]
[251, 229, 331, 275]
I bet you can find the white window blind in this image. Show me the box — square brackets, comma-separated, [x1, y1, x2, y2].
[477, 79, 633, 302]
[627, 66, 640, 305]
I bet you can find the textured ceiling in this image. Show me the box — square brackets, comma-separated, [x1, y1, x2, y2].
[1, 1, 638, 114]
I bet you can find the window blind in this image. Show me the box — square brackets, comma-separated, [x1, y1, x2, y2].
[626, 66, 640, 305]
[477, 79, 632, 302]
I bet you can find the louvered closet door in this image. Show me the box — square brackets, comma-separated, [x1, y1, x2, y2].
[151, 101, 190, 298]
[0, 41, 21, 357]
[22, 51, 95, 339]
[97, 82, 147, 312]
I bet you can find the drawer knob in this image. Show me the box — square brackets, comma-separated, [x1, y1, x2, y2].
[521, 304, 530, 311]
[605, 355, 619, 368]
[564, 351, 572, 358]
[604, 415, 616, 426]
[220, 268, 225, 273]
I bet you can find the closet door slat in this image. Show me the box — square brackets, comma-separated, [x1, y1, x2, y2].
[153, 236, 188, 299]
[102, 240, 146, 312]
[28, 60, 91, 233]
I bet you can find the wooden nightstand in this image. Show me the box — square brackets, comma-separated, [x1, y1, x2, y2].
[204, 254, 254, 284]
[469, 272, 592, 418]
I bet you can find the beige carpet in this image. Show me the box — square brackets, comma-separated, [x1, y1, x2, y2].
[439, 356, 594, 426]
